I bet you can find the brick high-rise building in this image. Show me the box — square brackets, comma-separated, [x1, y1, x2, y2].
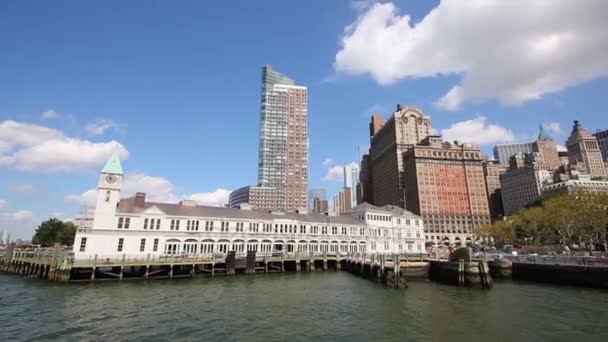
[369, 105, 432, 208]
[257, 65, 309, 211]
[403, 137, 490, 246]
[566, 120, 607, 179]
[357, 154, 373, 204]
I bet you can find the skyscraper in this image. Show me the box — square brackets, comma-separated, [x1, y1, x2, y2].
[593, 129, 608, 162]
[566, 120, 607, 179]
[308, 188, 327, 209]
[369, 105, 432, 208]
[493, 142, 534, 165]
[343, 163, 359, 208]
[257, 65, 309, 211]
[532, 123, 560, 170]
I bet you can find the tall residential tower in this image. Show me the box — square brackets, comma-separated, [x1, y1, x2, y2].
[257, 66, 309, 211]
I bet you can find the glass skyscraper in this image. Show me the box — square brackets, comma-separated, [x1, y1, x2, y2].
[258, 65, 308, 211]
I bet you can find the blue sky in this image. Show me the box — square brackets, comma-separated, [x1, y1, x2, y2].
[1, 0, 607, 239]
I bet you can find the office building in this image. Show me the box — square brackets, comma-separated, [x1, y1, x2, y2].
[343, 164, 359, 208]
[593, 128, 608, 162]
[228, 186, 281, 210]
[532, 124, 561, 170]
[403, 136, 490, 246]
[493, 142, 534, 166]
[566, 120, 607, 179]
[500, 153, 552, 215]
[483, 160, 508, 220]
[312, 197, 329, 215]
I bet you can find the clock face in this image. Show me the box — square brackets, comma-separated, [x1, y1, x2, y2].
[105, 174, 118, 184]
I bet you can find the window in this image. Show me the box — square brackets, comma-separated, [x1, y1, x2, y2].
[105, 190, 111, 202]
[341, 227, 347, 235]
[117, 217, 124, 229]
[331, 227, 337, 235]
[153, 238, 159, 252]
[175, 220, 179, 231]
[416, 231, 421, 238]
[300, 225, 306, 234]
[170, 220, 176, 230]
[140, 238, 146, 252]
[322, 226, 327, 235]
[144, 218, 148, 230]
[195, 220, 199, 231]
[117, 238, 124, 252]
[124, 218, 130, 229]
[156, 219, 161, 230]
[415, 220, 419, 226]
[187, 220, 191, 231]
[79, 237, 87, 252]
[221, 221, 229, 232]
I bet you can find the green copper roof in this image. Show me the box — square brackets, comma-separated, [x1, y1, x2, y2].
[101, 152, 123, 175]
[538, 123, 551, 141]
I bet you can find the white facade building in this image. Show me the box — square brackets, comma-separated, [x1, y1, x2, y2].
[74, 154, 426, 258]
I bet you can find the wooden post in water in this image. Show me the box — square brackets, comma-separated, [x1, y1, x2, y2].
[119, 254, 125, 280]
[91, 254, 97, 281]
[458, 259, 464, 286]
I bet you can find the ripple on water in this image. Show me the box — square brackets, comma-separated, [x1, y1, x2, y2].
[1, 273, 608, 342]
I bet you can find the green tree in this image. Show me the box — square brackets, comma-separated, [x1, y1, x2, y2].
[32, 218, 77, 246]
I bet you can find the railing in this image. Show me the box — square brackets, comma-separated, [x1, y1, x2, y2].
[502, 255, 608, 266]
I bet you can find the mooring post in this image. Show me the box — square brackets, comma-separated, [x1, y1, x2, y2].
[211, 254, 215, 277]
[458, 259, 464, 286]
[91, 254, 97, 281]
[119, 254, 125, 280]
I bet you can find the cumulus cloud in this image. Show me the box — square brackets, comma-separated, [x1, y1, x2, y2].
[556, 144, 567, 152]
[0, 209, 34, 222]
[86, 119, 119, 135]
[334, 1, 608, 110]
[0, 120, 128, 172]
[65, 173, 230, 208]
[0, 199, 7, 209]
[440, 116, 515, 145]
[323, 158, 334, 166]
[7, 184, 35, 193]
[323, 165, 344, 182]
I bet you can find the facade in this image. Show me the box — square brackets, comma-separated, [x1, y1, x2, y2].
[542, 178, 608, 198]
[500, 154, 553, 216]
[532, 124, 561, 170]
[558, 151, 570, 166]
[312, 197, 329, 215]
[493, 142, 534, 166]
[257, 65, 309, 211]
[343, 164, 359, 208]
[74, 209, 95, 230]
[228, 186, 281, 210]
[593, 128, 608, 162]
[74, 154, 426, 258]
[403, 137, 490, 246]
[482, 160, 508, 221]
[566, 120, 607, 179]
[369, 105, 432, 208]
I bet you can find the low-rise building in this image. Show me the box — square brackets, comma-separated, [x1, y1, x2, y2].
[228, 185, 281, 210]
[74, 154, 426, 258]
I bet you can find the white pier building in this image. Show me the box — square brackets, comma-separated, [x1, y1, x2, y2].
[74, 154, 426, 258]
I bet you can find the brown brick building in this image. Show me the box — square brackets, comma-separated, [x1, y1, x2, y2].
[403, 137, 491, 246]
[482, 160, 508, 220]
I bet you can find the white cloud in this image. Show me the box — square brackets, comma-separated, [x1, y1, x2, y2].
[545, 122, 561, 134]
[556, 144, 567, 152]
[51, 211, 65, 218]
[0, 199, 7, 209]
[86, 119, 118, 135]
[7, 184, 35, 193]
[0, 120, 128, 172]
[187, 189, 231, 207]
[334, 1, 608, 110]
[65, 173, 230, 208]
[41, 109, 59, 119]
[0, 210, 34, 222]
[324, 165, 344, 182]
[323, 158, 334, 166]
[440, 116, 515, 145]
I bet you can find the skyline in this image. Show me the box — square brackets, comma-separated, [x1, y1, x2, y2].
[2, 0, 608, 238]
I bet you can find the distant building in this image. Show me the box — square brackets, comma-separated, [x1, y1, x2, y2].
[228, 186, 281, 210]
[312, 197, 329, 214]
[558, 151, 570, 166]
[343, 164, 359, 208]
[358, 154, 373, 205]
[543, 178, 608, 197]
[403, 136, 490, 246]
[493, 142, 534, 165]
[500, 153, 553, 215]
[566, 120, 607, 179]
[308, 188, 327, 209]
[593, 128, 608, 162]
[369, 105, 432, 208]
[333, 187, 353, 214]
[532, 124, 561, 170]
[483, 161, 508, 221]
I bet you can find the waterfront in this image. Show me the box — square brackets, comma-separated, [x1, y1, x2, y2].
[1, 273, 607, 341]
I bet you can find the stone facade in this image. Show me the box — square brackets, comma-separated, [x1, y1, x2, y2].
[483, 161, 508, 221]
[566, 120, 607, 179]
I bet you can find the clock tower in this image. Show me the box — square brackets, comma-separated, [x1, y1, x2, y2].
[93, 152, 124, 229]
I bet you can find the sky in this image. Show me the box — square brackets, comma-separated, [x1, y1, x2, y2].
[1, 0, 608, 239]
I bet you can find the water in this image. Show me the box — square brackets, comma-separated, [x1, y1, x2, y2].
[1, 273, 607, 342]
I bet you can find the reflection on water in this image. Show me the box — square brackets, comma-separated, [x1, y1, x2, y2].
[1, 272, 607, 341]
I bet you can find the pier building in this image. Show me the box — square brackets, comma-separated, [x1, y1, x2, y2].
[74, 154, 426, 259]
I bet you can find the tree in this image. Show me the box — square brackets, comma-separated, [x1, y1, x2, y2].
[32, 218, 77, 246]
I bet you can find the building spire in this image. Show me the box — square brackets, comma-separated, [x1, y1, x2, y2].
[101, 151, 123, 175]
[538, 123, 551, 141]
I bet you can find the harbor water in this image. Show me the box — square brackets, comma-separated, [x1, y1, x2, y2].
[1, 272, 607, 341]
